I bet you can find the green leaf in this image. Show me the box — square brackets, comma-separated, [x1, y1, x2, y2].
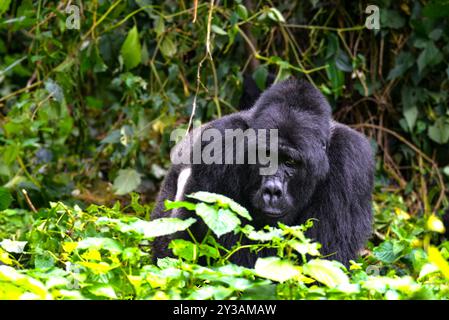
[188, 285, 233, 300]
[335, 49, 352, 72]
[77, 237, 123, 254]
[54, 56, 75, 73]
[417, 42, 443, 73]
[169, 239, 196, 261]
[241, 225, 283, 242]
[428, 246, 449, 280]
[188, 192, 252, 221]
[0, 266, 49, 299]
[325, 33, 339, 59]
[426, 215, 446, 234]
[120, 25, 142, 69]
[195, 203, 240, 238]
[211, 24, 227, 36]
[401, 86, 423, 131]
[97, 216, 197, 238]
[387, 52, 414, 81]
[253, 66, 268, 91]
[443, 166, 449, 177]
[34, 251, 55, 269]
[288, 240, 321, 256]
[267, 8, 285, 23]
[154, 17, 165, 37]
[0, 0, 11, 16]
[373, 240, 407, 263]
[255, 257, 301, 282]
[380, 9, 405, 29]
[164, 200, 196, 211]
[88, 284, 117, 299]
[113, 168, 142, 195]
[236, 4, 248, 20]
[160, 36, 177, 58]
[428, 118, 449, 144]
[0, 187, 13, 210]
[302, 259, 349, 288]
[403, 105, 418, 131]
[325, 61, 344, 98]
[423, 1, 449, 18]
[3, 144, 20, 165]
[0, 239, 27, 253]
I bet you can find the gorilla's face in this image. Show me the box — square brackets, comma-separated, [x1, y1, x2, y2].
[247, 100, 330, 226]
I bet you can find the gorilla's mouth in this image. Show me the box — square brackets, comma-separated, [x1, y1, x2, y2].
[261, 208, 287, 218]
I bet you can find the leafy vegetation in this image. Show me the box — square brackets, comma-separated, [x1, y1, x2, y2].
[1, 0, 449, 300]
[0, 192, 448, 299]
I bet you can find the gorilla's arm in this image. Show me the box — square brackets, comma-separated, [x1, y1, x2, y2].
[151, 113, 251, 261]
[304, 122, 374, 264]
[150, 164, 189, 259]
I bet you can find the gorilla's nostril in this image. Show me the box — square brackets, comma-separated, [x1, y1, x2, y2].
[262, 180, 283, 205]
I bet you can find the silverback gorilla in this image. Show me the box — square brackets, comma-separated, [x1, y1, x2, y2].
[151, 78, 374, 267]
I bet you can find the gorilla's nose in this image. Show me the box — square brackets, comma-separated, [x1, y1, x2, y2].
[262, 180, 283, 206]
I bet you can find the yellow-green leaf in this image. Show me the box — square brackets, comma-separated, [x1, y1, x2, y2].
[120, 26, 142, 69]
[428, 246, 449, 280]
[426, 215, 446, 234]
[255, 257, 301, 282]
[302, 259, 349, 288]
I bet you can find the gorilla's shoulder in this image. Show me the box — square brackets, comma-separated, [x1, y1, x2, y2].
[330, 121, 372, 153]
[329, 121, 374, 181]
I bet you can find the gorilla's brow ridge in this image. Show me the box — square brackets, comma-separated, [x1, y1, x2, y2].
[278, 144, 302, 161]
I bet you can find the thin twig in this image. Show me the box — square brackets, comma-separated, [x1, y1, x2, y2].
[352, 123, 446, 212]
[0, 81, 43, 105]
[21, 189, 38, 213]
[193, 0, 198, 23]
[186, 0, 215, 135]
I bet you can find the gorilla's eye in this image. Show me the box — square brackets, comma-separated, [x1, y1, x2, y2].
[285, 158, 299, 167]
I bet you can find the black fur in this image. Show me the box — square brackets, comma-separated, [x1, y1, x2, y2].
[151, 78, 374, 267]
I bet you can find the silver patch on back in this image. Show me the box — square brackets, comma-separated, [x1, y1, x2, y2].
[175, 167, 192, 201]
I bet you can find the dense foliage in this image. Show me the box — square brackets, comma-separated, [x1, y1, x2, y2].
[0, 0, 449, 300]
[1, 192, 449, 299]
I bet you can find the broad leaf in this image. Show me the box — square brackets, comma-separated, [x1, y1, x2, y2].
[113, 168, 142, 195]
[120, 25, 142, 69]
[0, 239, 27, 254]
[211, 24, 227, 36]
[302, 259, 349, 288]
[253, 66, 268, 91]
[428, 118, 449, 144]
[255, 257, 301, 282]
[87, 284, 117, 299]
[188, 192, 252, 221]
[373, 240, 406, 263]
[97, 216, 197, 239]
[160, 36, 177, 58]
[428, 246, 449, 280]
[195, 203, 240, 238]
[0, 187, 13, 210]
[417, 42, 443, 72]
[77, 237, 123, 254]
[0, 0, 11, 16]
[267, 8, 285, 22]
[241, 225, 283, 242]
[164, 200, 196, 211]
[169, 239, 197, 261]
